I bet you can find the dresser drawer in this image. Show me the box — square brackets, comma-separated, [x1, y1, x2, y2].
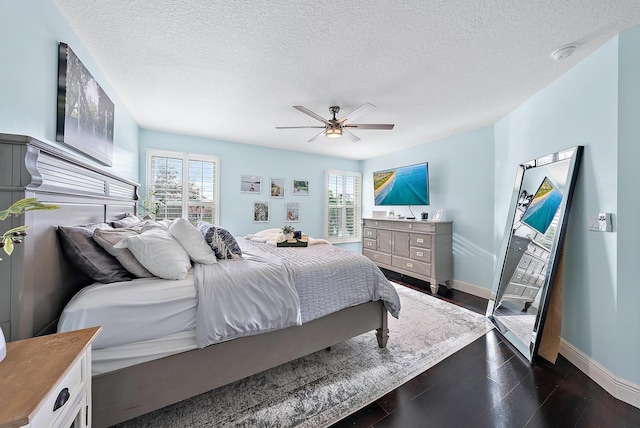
[363, 227, 377, 239]
[363, 238, 377, 250]
[504, 283, 525, 297]
[410, 234, 432, 249]
[392, 256, 431, 277]
[410, 246, 431, 262]
[364, 249, 391, 265]
[362, 219, 393, 229]
[31, 354, 86, 428]
[392, 221, 433, 233]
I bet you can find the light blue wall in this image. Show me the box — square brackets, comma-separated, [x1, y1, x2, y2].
[139, 129, 361, 250]
[617, 25, 640, 386]
[0, 0, 139, 181]
[362, 127, 496, 290]
[496, 38, 622, 376]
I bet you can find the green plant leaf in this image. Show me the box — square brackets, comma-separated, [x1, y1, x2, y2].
[2, 236, 13, 256]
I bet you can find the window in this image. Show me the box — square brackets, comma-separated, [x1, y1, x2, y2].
[146, 149, 219, 225]
[325, 170, 362, 243]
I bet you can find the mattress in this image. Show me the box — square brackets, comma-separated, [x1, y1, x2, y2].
[57, 274, 197, 350]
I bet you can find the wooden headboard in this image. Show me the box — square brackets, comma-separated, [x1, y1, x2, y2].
[0, 134, 139, 341]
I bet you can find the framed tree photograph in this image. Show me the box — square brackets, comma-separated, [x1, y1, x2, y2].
[241, 175, 262, 193]
[292, 179, 309, 196]
[285, 202, 300, 223]
[56, 42, 115, 166]
[270, 178, 285, 198]
[253, 202, 270, 222]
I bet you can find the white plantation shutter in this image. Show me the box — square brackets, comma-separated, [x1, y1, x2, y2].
[325, 170, 362, 243]
[147, 149, 219, 225]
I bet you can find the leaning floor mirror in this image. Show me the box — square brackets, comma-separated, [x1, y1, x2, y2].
[487, 146, 583, 362]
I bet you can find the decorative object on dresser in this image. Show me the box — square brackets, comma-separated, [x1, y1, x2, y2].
[362, 218, 453, 295]
[0, 326, 100, 428]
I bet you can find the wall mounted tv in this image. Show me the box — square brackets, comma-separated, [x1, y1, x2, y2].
[373, 162, 429, 206]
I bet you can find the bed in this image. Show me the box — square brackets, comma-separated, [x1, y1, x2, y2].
[0, 134, 401, 428]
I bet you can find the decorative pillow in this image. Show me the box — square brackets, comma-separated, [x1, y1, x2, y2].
[114, 228, 191, 280]
[196, 221, 243, 260]
[92, 228, 155, 278]
[57, 224, 131, 283]
[110, 214, 141, 228]
[169, 218, 217, 265]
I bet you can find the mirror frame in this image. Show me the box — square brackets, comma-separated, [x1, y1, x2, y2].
[487, 146, 583, 362]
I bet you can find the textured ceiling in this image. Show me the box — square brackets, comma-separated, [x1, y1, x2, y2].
[52, 0, 640, 160]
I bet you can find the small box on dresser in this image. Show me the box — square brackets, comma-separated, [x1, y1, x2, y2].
[0, 326, 100, 428]
[363, 218, 453, 294]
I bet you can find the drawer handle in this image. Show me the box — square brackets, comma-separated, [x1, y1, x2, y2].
[406, 262, 413, 268]
[374, 254, 379, 259]
[416, 238, 424, 243]
[416, 251, 423, 257]
[367, 242, 372, 246]
[53, 387, 70, 411]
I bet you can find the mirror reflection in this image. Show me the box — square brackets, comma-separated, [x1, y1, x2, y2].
[488, 146, 583, 362]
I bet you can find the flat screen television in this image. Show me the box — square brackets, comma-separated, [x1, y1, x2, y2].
[520, 176, 563, 234]
[373, 162, 429, 206]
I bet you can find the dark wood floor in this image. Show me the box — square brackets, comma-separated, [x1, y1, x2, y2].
[331, 273, 640, 428]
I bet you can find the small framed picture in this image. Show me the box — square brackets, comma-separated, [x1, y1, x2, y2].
[270, 178, 285, 198]
[285, 202, 300, 223]
[432, 209, 444, 222]
[253, 202, 270, 222]
[241, 175, 262, 193]
[292, 179, 309, 196]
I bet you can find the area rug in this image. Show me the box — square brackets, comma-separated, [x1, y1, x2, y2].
[114, 284, 494, 428]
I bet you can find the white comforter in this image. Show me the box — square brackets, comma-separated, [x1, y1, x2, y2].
[193, 241, 301, 348]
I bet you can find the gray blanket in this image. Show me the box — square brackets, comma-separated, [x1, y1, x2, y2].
[194, 238, 401, 348]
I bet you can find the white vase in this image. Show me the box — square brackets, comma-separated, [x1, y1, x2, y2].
[0, 328, 6, 363]
[283, 232, 293, 240]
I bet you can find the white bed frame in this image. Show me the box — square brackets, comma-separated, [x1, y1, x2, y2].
[0, 134, 390, 427]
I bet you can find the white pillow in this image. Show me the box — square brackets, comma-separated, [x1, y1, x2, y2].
[114, 228, 191, 280]
[169, 218, 217, 265]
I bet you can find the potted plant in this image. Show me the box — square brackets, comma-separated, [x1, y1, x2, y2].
[282, 225, 295, 240]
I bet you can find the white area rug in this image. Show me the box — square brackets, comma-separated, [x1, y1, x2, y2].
[113, 284, 494, 427]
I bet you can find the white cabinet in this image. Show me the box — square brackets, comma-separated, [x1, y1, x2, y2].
[0, 327, 100, 428]
[362, 218, 453, 294]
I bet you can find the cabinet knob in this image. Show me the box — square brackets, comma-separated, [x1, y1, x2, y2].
[53, 387, 70, 411]
[416, 251, 423, 257]
[406, 262, 413, 268]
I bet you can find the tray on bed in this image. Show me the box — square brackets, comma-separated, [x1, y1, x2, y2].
[277, 237, 308, 247]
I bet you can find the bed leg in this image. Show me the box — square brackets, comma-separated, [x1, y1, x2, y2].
[376, 307, 389, 348]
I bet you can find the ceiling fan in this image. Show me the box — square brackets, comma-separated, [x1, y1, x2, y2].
[276, 102, 394, 142]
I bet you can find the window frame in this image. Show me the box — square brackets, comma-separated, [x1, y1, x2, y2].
[324, 169, 362, 244]
[145, 149, 220, 224]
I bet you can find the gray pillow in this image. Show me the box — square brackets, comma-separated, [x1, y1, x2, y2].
[196, 221, 242, 260]
[57, 224, 131, 283]
[93, 228, 155, 278]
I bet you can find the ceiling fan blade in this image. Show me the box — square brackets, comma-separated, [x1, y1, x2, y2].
[308, 130, 325, 142]
[293, 106, 330, 125]
[342, 129, 361, 142]
[343, 123, 395, 130]
[276, 126, 325, 129]
[338, 102, 376, 124]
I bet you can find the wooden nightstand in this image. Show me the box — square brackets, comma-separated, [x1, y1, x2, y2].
[0, 327, 100, 428]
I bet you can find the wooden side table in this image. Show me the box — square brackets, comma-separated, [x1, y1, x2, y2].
[0, 326, 100, 428]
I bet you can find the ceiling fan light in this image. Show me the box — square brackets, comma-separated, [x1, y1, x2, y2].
[326, 127, 342, 138]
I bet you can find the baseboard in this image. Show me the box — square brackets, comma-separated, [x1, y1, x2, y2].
[451, 279, 491, 300]
[560, 338, 640, 409]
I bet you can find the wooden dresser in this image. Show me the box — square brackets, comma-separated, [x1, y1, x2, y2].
[0, 327, 100, 428]
[362, 218, 453, 294]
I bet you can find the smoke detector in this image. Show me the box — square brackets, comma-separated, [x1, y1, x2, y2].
[551, 44, 578, 61]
